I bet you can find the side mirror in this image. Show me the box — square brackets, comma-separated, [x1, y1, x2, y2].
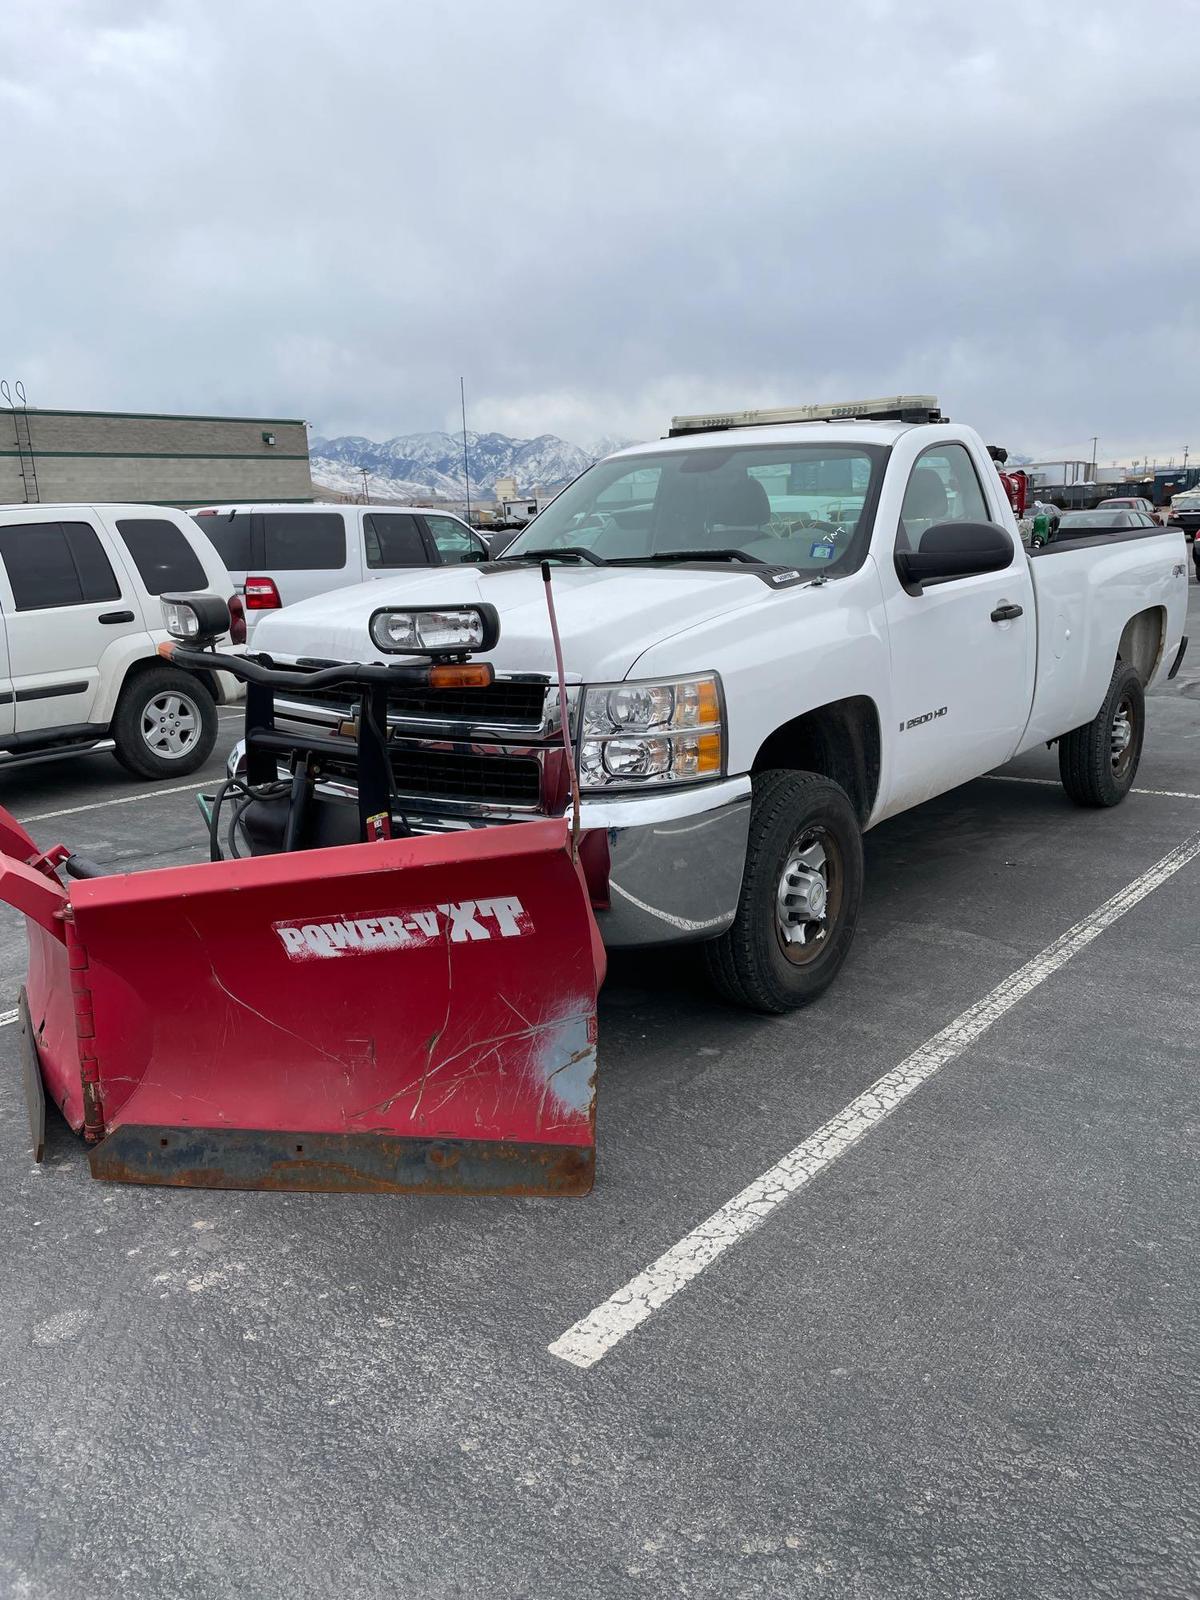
[895, 520, 1014, 591]
[486, 529, 518, 558]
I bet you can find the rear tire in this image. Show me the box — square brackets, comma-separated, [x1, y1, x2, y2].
[1058, 661, 1144, 807]
[704, 769, 864, 1014]
[112, 666, 217, 780]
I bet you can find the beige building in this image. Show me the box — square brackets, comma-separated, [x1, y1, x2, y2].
[1, 407, 314, 508]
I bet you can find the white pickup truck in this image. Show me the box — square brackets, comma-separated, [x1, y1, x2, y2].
[235, 397, 1190, 1012]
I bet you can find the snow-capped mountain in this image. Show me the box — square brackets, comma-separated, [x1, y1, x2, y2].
[308, 430, 599, 502]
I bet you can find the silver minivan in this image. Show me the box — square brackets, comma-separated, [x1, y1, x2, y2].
[191, 502, 490, 638]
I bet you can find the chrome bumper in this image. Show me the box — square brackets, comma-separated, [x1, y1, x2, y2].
[224, 742, 751, 948]
[580, 779, 751, 947]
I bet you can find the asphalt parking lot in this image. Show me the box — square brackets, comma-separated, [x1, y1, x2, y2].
[1, 591, 1198, 1600]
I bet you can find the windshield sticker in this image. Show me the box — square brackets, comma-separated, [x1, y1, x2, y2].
[810, 541, 836, 561]
[273, 896, 533, 960]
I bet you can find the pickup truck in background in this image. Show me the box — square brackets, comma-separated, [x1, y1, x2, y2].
[228, 396, 1190, 1013]
[0, 502, 242, 777]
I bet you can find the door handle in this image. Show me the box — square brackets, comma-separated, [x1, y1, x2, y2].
[990, 602, 1023, 622]
[98, 610, 135, 624]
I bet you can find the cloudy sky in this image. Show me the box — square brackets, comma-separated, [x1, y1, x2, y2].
[2, 0, 1198, 462]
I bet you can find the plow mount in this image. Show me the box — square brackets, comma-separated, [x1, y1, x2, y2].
[0, 598, 604, 1196]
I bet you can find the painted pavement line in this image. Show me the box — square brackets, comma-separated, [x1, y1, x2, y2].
[548, 826, 1200, 1370]
[0, 1009, 17, 1028]
[19, 784, 203, 825]
[987, 773, 1200, 801]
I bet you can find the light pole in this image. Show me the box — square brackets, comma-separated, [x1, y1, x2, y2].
[1090, 436, 1098, 479]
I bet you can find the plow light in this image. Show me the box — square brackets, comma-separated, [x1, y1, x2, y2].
[161, 592, 233, 646]
[369, 604, 500, 656]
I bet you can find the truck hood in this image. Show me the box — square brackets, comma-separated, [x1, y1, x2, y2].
[251, 562, 771, 680]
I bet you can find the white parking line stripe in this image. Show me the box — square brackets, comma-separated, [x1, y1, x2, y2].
[19, 785, 202, 825]
[0, 1009, 18, 1027]
[549, 826, 1200, 1370]
[986, 774, 1200, 801]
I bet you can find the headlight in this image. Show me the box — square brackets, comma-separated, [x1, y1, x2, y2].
[368, 603, 500, 655]
[578, 673, 724, 789]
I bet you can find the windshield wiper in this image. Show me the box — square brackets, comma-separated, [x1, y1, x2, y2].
[609, 548, 763, 565]
[497, 546, 606, 566]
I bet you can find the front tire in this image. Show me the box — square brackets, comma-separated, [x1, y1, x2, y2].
[1058, 661, 1144, 807]
[704, 770, 864, 1014]
[112, 666, 217, 780]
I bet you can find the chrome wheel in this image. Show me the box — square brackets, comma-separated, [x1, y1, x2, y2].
[775, 827, 843, 966]
[1110, 697, 1135, 778]
[141, 691, 202, 760]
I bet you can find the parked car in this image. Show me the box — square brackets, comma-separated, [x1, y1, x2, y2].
[1175, 490, 1200, 580]
[0, 502, 242, 777]
[222, 397, 1188, 1014]
[191, 502, 491, 639]
[1097, 496, 1161, 522]
[1056, 508, 1161, 535]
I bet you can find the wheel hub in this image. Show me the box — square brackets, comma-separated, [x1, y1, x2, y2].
[142, 692, 200, 759]
[777, 839, 829, 948]
[1111, 703, 1132, 769]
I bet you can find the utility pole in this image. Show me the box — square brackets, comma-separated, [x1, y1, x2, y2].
[359, 467, 370, 505]
[1184, 445, 1190, 471]
[460, 377, 472, 526]
[1089, 436, 1098, 480]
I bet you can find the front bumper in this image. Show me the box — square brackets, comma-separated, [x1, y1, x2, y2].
[224, 741, 752, 949]
[580, 778, 752, 947]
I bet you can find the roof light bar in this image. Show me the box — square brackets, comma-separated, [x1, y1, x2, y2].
[668, 394, 944, 436]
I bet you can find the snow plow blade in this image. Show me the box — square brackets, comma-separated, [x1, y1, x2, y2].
[0, 809, 603, 1196]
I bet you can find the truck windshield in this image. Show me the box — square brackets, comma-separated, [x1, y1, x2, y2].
[501, 441, 888, 573]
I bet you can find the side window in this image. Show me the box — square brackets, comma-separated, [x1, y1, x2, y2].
[0, 520, 121, 610]
[899, 445, 991, 548]
[364, 513, 428, 569]
[262, 512, 346, 571]
[425, 516, 485, 565]
[192, 511, 252, 571]
[117, 518, 208, 595]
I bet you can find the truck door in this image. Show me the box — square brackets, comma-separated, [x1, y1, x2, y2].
[881, 443, 1035, 811]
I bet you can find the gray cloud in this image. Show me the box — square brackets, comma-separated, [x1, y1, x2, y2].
[2, 0, 1197, 462]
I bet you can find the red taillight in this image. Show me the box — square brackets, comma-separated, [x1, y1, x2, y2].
[244, 576, 281, 610]
[228, 593, 247, 644]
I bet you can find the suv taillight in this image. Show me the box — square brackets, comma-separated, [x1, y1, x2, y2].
[244, 576, 282, 610]
[228, 593, 247, 644]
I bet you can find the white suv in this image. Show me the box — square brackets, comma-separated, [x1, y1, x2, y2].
[0, 502, 242, 778]
[191, 502, 491, 639]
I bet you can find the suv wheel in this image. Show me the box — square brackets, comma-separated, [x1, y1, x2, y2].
[112, 667, 218, 780]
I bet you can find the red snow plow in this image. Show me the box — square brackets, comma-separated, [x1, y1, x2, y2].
[2, 593, 603, 1196]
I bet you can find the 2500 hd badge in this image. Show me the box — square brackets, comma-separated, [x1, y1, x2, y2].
[901, 706, 949, 732]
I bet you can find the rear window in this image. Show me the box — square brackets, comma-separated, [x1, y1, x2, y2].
[364, 513, 428, 568]
[192, 511, 252, 571]
[262, 512, 346, 571]
[0, 519, 121, 610]
[117, 518, 208, 595]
